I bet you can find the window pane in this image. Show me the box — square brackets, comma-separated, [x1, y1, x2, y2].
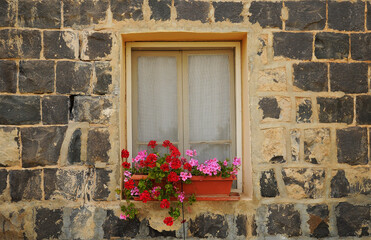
[137, 56, 178, 142]
[190, 144, 230, 163]
[188, 54, 231, 142]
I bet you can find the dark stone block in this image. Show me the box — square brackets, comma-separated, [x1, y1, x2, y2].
[258, 97, 280, 119]
[93, 168, 111, 200]
[285, 1, 325, 30]
[336, 202, 370, 237]
[68, 129, 82, 164]
[267, 204, 301, 237]
[149, 226, 176, 237]
[296, 99, 312, 123]
[44, 31, 78, 59]
[149, 0, 171, 21]
[252, 215, 257, 236]
[94, 61, 112, 95]
[0, 29, 41, 59]
[356, 95, 371, 125]
[368, 2, 371, 30]
[351, 33, 371, 61]
[18, 0, 60, 28]
[67, 207, 93, 239]
[35, 208, 63, 240]
[317, 96, 353, 124]
[72, 96, 112, 124]
[82, 32, 112, 60]
[337, 127, 368, 165]
[64, 0, 109, 28]
[0, 169, 7, 195]
[21, 126, 67, 168]
[328, 1, 364, 31]
[307, 205, 329, 238]
[174, 0, 209, 23]
[248, 1, 282, 28]
[0, 60, 17, 93]
[9, 170, 42, 202]
[260, 169, 279, 198]
[270, 156, 285, 164]
[0, 96, 40, 125]
[293, 62, 328, 92]
[331, 170, 350, 198]
[0, 0, 16, 27]
[273, 32, 313, 60]
[315, 32, 349, 59]
[213, 2, 243, 23]
[56, 61, 92, 94]
[42, 96, 69, 125]
[87, 128, 111, 164]
[19, 60, 54, 94]
[236, 215, 247, 236]
[330, 63, 368, 94]
[190, 214, 228, 238]
[102, 210, 140, 238]
[111, 0, 143, 21]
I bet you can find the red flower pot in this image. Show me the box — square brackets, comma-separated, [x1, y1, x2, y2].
[182, 176, 235, 196]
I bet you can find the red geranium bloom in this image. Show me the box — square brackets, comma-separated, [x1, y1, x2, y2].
[124, 179, 134, 190]
[160, 199, 170, 209]
[164, 217, 173, 226]
[170, 158, 181, 170]
[121, 162, 130, 169]
[165, 155, 172, 163]
[145, 153, 157, 168]
[148, 140, 157, 149]
[139, 190, 151, 203]
[169, 144, 181, 157]
[162, 140, 171, 148]
[121, 149, 129, 158]
[183, 163, 192, 171]
[167, 172, 179, 182]
[160, 163, 170, 172]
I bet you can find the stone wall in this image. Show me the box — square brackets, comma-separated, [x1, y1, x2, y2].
[0, 0, 370, 239]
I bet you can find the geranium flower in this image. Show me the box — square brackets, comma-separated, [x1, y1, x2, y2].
[121, 149, 129, 158]
[180, 172, 192, 181]
[160, 163, 170, 171]
[131, 187, 139, 196]
[124, 179, 135, 190]
[233, 157, 241, 166]
[162, 140, 171, 147]
[189, 158, 199, 167]
[122, 162, 130, 169]
[186, 150, 194, 157]
[167, 172, 179, 182]
[170, 158, 181, 169]
[183, 163, 192, 171]
[160, 199, 170, 209]
[148, 140, 157, 149]
[163, 217, 173, 226]
[124, 171, 132, 178]
[120, 213, 129, 220]
[178, 192, 185, 203]
[169, 144, 181, 157]
[139, 190, 151, 203]
[223, 160, 228, 166]
[145, 154, 157, 168]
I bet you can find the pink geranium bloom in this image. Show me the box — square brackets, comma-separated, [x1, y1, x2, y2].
[186, 150, 194, 157]
[233, 157, 241, 166]
[180, 172, 192, 181]
[223, 160, 228, 166]
[120, 213, 129, 220]
[189, 158, 199, 167]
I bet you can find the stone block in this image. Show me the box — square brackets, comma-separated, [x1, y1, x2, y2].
[56, 61, 92, 94]
[87, 128, 111, 164]
[0, 0, 16, 27]
[94, 61, 112, 95]
[293, 62, 328, 92]
[282, 168, 325, 199]
[0, 208, 28, 239]
[213, 2, 243, 23]
[0, 29, 41, 59]
[336, 202, 370, 237]
[285, 1, 325, 30]
[42, 96, 69, 125]
[149, 225, 176, 238]
[111, 0, 143, 21]
[258, 97, 290, 122]
[315, 32, 349, 60]
[68, 129, 82, 165]
[81, 32, 112, 60]
[0, 60, 17, 93]
[21, 126, 67, 168]
[296, 98, 312, 123]
[351, 33, 371, 61]
[174, 0, 209, 23]
[43, 30, 79, 59]
[102, 210, 140, 238]
[337, 127, 368, 165]
[331, 168, 371, 198]
[262, 128, 286, 164]
[260, 169, 279, 198]
[149, 0, 171, 21]
[368, 2, 371, 30]
[317, 96, 353, 124]
[304, 128, 330, 165]
[63, 0, 109, 28]
[236, 215, 247, 237]
[0, 96, 40, 125]
[307, 205, 329, 238]
[328, 1, 364, 31]
[273, 32, 313, 60]
[330, 170, 350, 198]
[9, 170, 42, 202]
[18, 0, 60, 28]
[267, 204, 301, 237]
[35, 208, 63, 240]
[290, 129, 300, 162]
[93, 168, 112, 201]
[356, 95, 371, 125]
[257, 67, 287, 92]
[190, 213, 228, 238]
[0, 169, 7, 195]
[248, 1, 282, 28]
[0, 127, 19, 167]
[72, 96, 112, 124]
[44, 168, 84, 200]
[64, 207, 94, 239]
[330, 63, 368, 94]
[19, 60, 54, 94]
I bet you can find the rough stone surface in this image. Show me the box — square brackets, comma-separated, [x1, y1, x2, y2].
[43, 31, 79, 59]
[0, 0, 16, 27]
[368, 2, 371, 31]
[336, 202, 370, 237]
[330, 169, 371, 198]
[317, 96, 353, 124]
[330, 63, 368, 94]
[293, 62, 328, 92]
[290, 129, 300, 162]
[18, 0, 61, 28]
[149, 0, 171, 21]
[315, 32, 349, 59]
[19, 60, 54, 94]
[0, 96, 40, 125]
[213, 2, 243, 23]
[356, 95, 371, 125]
[93, 168, 111, 201]
[0, 60, 17, 93]
[174, 0, 209, 23]
[56, 61, 92, 94]
[35, 208, 63, 240]
[282, 168, 325, 199]
[149, 226, 176, 238]
[67, 129, 82, 164]
[0, 127, 19, 167]
[190, 214, 228, 238]
[111, 0, 143, 21]
[94, 61, 112, 95]
[9, 170, 42, 202]
[64, 207, 94, 239]
[102, 210, 140, 238]
[273, 32, 313, 60]
[331, 170, 350, 198]
[42, 96, 69, 125]
[262, 128, 286, 163]
[267, 204, 301, 237]
[285, 1, 325, 30]
[337, 127, 368, 165]
[72, 96, 113, 124]
[44, 169, 84, 200]
[236, 215, 247, 236]
[258, 97, 280, 119]
[304, 128, 330, 164]
[248, 2, 282, 28]
[307, 205, 329, 238]
[257, 67, 286, 92]
[260, 169, 279, 198]
[0, 170, 8, 195]
[0, 29, 41, 59]
[296, 98, 312, 123]
[328, 1, 364, 31]
[81, 32, 112, 60]
[351, 33, 371, 61]
[87, 128, 111, 164]
[21, 127, 67, 168]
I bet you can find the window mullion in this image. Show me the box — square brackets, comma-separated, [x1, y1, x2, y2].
[181, 51, 190, 154]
